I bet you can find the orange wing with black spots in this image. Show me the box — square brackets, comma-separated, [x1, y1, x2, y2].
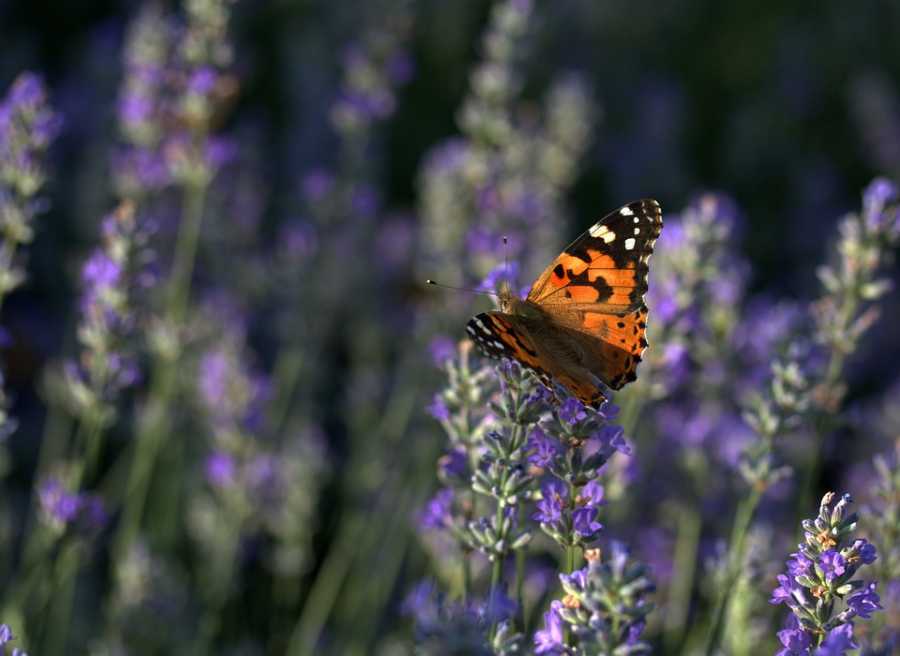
[529, 199, 661, 314]
[466, 200, 662, 407]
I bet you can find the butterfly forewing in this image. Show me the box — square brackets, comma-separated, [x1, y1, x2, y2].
[528, 199, 661, 311]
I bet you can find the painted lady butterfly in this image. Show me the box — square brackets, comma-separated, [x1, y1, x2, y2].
[466, 199, 663, 408]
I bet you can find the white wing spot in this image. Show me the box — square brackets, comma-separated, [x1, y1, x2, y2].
[620, 206, 634, 217]
[624, 238, 636, 250]
[492, 340, 504, 349]
[589, 224, 616, 243]
[474, 318, 487, 330]
[634, 227, 641, 235]
[589, 223, 608, 238]
[633, 217, 640, 224]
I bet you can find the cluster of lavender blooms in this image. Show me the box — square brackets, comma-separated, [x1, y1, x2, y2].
[418, 0, 595, 292]
[60, 201, 149, 433]
[417, 329, 651, 652]
[857, 440, 900, 652]
[771, 493, 882, 654]
[330, 3, 414, 145]
[717, 180, 900, 645]
[115, 1, 238, 196]
[190, 314, 326, 588]
[36, 478, 107, 535]
[0, 73, 60, 464]
[0, 624, 26, 656]
[534, 543, 654, 655]
[0, 73, 61, 303]
[640, 193, 801, 471]
[812, 178, 900, 411]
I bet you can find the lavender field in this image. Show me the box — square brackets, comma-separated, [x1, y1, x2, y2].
[1, 0, 899, 654]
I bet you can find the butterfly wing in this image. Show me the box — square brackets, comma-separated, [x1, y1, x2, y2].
[466, 311, 609, 408]
[465, 312, 552, 386]
[526, 199, 663, 389]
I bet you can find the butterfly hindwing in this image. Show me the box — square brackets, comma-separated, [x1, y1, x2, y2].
[466, 312, 607, 407]
[466, 311, 556, 387]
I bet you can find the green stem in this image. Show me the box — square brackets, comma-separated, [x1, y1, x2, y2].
[703, 488, 762, 656]
[488, 501, 505, 639]
[41, 539, 80, 655]
[286, 377, 420, 654]
[268, 346, 305, 440]
[167, 181, 208, 323]
[106, 180, 207, 631]
[335, 487, 419, 654]
[286, 515, 368, 656]
[663, 502, 702, 652]
[515, 534, 525, 631]
[194, 522, 241, 653]
[462, 554, 471, 604]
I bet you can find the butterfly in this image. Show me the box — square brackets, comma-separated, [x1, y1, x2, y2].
[466, 199, 663, 408]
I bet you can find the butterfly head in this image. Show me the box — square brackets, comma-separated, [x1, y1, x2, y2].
[497, 281, 515, 313]
[498, 284, 544, 321]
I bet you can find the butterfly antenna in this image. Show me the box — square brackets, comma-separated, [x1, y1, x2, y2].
[425, 279, 498, 298]
[503, 235, 509, 275]
[502, 236, 511, 295]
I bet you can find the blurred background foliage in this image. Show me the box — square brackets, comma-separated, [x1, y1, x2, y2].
[1, 0, 899, 653]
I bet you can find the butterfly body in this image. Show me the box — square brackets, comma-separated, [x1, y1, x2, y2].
[466, 199, 662, 408]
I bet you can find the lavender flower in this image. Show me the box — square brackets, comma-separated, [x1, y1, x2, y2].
[114, 6, 173, 196]
[405, 582, 523, 655]
[0, 72, 60, 301]
[812, 178, 900, 412]
[534, 600, 565, 654]
[419, 488, 455, 531]
[535, 544, 655, 654]
[62, 201, 145, 429]
[858, 440, 900, 650]
[777, 615, 813, 655]
[770, 492, 882, 650]
[816, 623, 858, 656]
[465, 361, 537, 560]
[0, 623, 26, 655]
[529, 393, 626, 551]
[38, 477, 108, 534]
[330, 17, 414, 139]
